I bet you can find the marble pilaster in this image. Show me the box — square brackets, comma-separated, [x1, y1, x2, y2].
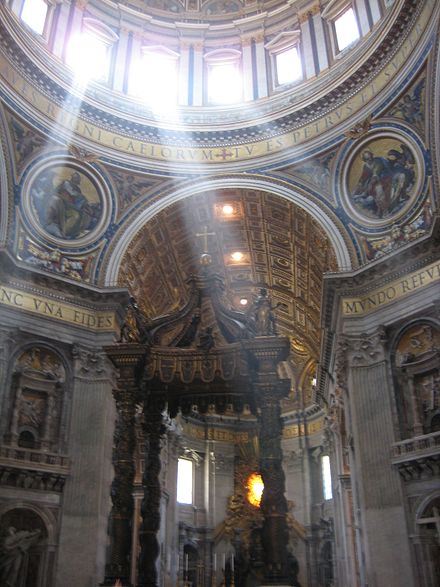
[55, 345, 116, 587]
[342, 328, 415, 587]
[299, 17, 316, 79]
[113, 28, 131, 93]
[192, 42, 204, 106]
[311, 11, 329, 72]
[253, 35, 268, 99]
[241, 36, 254, 102]
[354, 0, 371, 36]
[0, 327, 16, 440]
[178, 41, 191, 106]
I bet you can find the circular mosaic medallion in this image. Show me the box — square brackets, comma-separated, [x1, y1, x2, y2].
[342, 133, 424, 227]
[23, 159, 109, 247]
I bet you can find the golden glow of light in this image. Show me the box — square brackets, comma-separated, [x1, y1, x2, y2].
[246, 473, 264, 507]
[239, 298, 248, 306]
[222, 204, 234, 215]
[231, 251, 244, 262]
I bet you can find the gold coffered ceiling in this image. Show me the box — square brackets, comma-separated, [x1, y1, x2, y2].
[118, 189, 337, 359]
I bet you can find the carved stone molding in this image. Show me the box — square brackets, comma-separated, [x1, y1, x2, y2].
[0, 444, 70, 492]
[392, 430, 440, 480]
[334, 336, 349, 390]
[0, 465, 67, 492]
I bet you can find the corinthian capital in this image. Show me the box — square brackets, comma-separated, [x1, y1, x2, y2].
[72, 344, 115, 380]
[345, 326, 387, 367]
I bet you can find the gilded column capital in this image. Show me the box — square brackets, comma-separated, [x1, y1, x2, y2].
[334, 335, 349, 390]
[253, 32, 265, 43]
[240, 34, 253, 47]
[298, 2, 320, 24]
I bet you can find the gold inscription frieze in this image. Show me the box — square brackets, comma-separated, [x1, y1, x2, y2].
[342, 259, 440, 316]
[0, 283, 115, 330]
[0, 0, 434, 165]
[183, 418, 323, 441]
[184, 424, 250, 443]
[283, 417, 323, 438]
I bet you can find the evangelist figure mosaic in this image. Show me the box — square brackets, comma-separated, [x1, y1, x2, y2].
[30, 165, 102, 240]
[347, 138, 417, 221]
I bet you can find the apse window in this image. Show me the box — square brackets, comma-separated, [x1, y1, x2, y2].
[205, 50, 243, 105]
[20, 0, 48, 35]
[129, 47, 179, 109]
[334, 7, 360, 51]
[65, 19, 118, 83]
[177, 458, 193, 504]
[322, 455, 333, 500]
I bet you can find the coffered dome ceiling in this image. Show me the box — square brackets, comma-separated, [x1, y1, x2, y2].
[118, 188, 337, 365]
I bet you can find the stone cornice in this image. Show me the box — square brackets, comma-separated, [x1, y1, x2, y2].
[317, 220, 440, 402]
[0, 249, 130, 309]
[320, 218, 440, 327]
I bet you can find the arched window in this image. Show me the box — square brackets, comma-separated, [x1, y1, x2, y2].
[205, 49, 243, 105]
[18, 430, 37, 449]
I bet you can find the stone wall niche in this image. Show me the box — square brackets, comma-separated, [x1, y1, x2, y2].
[0, 506, 53, 587]
[4, 347, 66, 453]
[393, 323, 440, 440]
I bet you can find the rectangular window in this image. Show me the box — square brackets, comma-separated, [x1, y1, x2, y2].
[177, 458, 193, 504]
[322, 455, 333, 500]
[275, 46, 302, 86]
[208, 62, 242, 104]
[129, 49, 179, 109]
[334, 7, 360, 52]
[21, 0, 48, 35]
